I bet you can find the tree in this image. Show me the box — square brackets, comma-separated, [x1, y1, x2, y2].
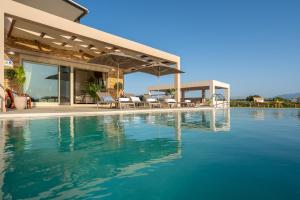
[273, 96, 289, 102]
[165, 88, 176, 98]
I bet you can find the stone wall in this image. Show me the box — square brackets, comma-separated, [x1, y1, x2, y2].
[107, 69, 124, 98]
[4, 52, 22, 93]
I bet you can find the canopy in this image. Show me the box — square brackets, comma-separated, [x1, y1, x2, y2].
[88, 52, 148, 98]
[127, 62, 184, 77]
[88, 52, 147, 69]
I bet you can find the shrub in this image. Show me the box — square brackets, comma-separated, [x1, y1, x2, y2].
[4, 68, 16, 80]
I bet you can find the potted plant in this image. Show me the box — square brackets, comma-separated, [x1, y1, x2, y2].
[85, 82, 105, 103]
[13, 66, 27, 110]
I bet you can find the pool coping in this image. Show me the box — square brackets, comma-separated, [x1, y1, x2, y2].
[0, 107, 215, 119]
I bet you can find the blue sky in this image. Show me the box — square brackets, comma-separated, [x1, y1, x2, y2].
[77, 0, 300, 98]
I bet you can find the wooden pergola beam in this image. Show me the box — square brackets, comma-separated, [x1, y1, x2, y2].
[7, 18, 16, 38]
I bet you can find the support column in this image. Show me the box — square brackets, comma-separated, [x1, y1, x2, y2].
[70, 66, 74, 106]
[224, 87, 230, 107]
[201, 89, 205, 103]
[174, 61, 181, 106]
[0, 11, 6, 112]
[181, 90, 185, 100]
[208, 81, 216, 107]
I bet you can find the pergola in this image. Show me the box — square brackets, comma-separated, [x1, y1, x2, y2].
[148, 80, 230, 107]
[0, 0, 181, 112]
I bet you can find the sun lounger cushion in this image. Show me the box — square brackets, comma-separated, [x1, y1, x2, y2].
[102, 96, 114, 102]
[146, 98, 157, 103]
[165, 99, 176, 103]
[119, 98, 130, 102]
[130, 96, 141, 102]
[185, 99, 191, 103]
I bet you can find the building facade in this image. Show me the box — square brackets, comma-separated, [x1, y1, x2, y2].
[1, 0, 181, 111]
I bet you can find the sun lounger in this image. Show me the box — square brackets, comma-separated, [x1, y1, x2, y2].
[96, 92, 117, 109]
[146, 98, 161, 108]
[164, 98, 177, 108]
[180, 99, 195, 107]
[118, 97, 135, 109]
[130, 96, 146, 108]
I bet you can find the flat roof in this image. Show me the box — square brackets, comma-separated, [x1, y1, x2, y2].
[3, 0, 180, 66]
[13, 0, 88, 22]
[148, 80, 230, 91]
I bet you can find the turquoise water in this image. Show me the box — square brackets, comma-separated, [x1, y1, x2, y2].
[0, 109, 300, 200]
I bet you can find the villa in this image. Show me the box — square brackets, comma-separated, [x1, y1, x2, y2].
[0, 0, 182, 112]
[1, 1, 299, 199]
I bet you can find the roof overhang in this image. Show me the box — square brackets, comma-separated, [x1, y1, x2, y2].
[148, 80, 230, 91]
[3, 0, 180, 68]
[13, 0, 88, 22]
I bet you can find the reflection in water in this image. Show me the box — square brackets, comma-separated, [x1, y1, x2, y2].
[272, 110, 284, 119]
[0, 110, 230, 199]
[146, 109, 231, 132]
[252, 110, 265, 120]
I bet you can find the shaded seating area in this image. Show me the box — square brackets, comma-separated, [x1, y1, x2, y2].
[148, 80, 230, 108]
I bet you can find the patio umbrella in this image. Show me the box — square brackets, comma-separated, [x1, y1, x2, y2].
[88, 52, 147, 98]
[45, 73, 70, 81]
[128, 62, 184, 99]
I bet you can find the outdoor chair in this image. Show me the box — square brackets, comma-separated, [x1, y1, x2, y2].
[164, 98, 177, 108]
[96, 91, 117, 109]
[146, 98, 161, 108]
[130, 96, 146, 108]
[5, 88, 32, 109]
[118, 97, 135, 109]
[180, 99, 195, 107]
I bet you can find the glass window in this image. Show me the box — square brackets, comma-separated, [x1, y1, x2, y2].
[23, 61, 58, 102]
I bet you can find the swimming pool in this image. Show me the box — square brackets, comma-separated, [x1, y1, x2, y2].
[0, 109, 299, 199]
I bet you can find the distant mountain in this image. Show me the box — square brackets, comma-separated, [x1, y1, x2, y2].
[275, 93, 300, 100]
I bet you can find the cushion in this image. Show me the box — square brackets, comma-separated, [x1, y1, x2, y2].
[119, 97, 130, 102]
[130, 96, 141, 102]
[165, 99, 176, 103]
[146, 98, 157, 102]
[102, 96, 114, 102]
[185, 99, 191, 103]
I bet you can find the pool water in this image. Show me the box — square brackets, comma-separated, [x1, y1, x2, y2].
[0, 109, 300, 199]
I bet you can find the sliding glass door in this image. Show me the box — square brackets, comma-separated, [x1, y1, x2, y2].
[23, 61, 59, 103]
[59, 66, 71, 105]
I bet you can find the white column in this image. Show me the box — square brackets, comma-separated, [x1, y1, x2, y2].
[224, 87, 230, 107]
[70, 66, 74, 106]
[208, 81, 216, 107]
[0, 11, 6, 112]
[174, 61, 181, 106]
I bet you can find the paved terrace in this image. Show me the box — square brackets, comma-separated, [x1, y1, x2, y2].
[0, 106, 213, 119]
